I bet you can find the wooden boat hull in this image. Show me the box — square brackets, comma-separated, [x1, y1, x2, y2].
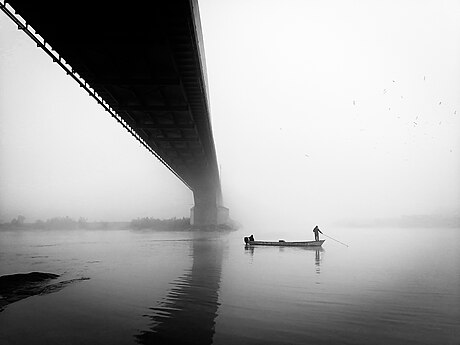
[246, 240, 325, 247]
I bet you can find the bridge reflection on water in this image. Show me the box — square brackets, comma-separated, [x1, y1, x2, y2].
[136, 236, 224, 345]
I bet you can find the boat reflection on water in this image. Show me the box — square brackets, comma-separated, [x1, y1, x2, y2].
[135, 234, 224, 345]
[244, 244, 324, 274]
[314, 247, 323, 274]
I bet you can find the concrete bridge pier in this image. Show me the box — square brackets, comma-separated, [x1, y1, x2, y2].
[190, 188, 229, 228]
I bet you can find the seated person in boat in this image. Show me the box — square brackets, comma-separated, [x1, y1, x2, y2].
[244, 235, 255, 243]
[313, 226, 323, 241]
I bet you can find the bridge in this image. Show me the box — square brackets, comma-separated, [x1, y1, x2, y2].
[1, 0, 229, 227]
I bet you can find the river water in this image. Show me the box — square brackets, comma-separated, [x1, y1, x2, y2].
[0, 227, 458, 344]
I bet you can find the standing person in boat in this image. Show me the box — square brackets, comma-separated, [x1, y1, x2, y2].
[313, 225, 323, 241]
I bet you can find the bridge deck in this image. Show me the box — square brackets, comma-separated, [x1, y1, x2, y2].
[3, 0, 220, 192]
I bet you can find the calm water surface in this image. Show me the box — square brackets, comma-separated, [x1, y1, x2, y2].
[0, 227, 459, 344]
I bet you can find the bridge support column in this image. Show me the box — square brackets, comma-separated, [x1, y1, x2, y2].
[190, 189, 229, 228]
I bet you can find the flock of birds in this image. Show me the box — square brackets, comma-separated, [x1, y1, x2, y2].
[276, 76, 457, 160]
[285, 75, 458, 160]
[351, 76, 457, 131]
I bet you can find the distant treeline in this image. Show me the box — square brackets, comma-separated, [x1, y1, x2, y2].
[1, 215, 240, 231]
[34, 216, 89, 230]
[130, 217, 190, 230]
[0, 216, 118, 230]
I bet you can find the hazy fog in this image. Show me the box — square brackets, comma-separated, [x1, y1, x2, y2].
[1, 0, 459, 229]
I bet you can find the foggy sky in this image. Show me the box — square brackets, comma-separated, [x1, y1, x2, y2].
[1, 0, 459, 228]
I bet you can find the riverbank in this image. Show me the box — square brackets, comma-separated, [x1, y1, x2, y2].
[0, 272, 89, 312]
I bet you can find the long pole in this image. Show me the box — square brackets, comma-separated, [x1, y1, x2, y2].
[322, 233, 349, 247]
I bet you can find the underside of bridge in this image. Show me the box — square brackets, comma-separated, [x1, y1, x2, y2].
[2, 0, 228, 227]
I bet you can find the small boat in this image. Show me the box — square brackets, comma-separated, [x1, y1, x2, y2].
[244, 237, 325, 247]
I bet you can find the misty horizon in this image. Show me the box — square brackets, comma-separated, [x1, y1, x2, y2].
[1, 213, 459, 231]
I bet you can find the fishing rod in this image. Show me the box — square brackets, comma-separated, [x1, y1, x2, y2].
[322, 233, 349, 247]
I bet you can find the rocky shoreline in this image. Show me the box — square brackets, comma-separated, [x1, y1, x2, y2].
[0, 272, 89, 311]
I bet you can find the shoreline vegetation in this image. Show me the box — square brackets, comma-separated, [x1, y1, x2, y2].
[0, 215, 239, 231]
